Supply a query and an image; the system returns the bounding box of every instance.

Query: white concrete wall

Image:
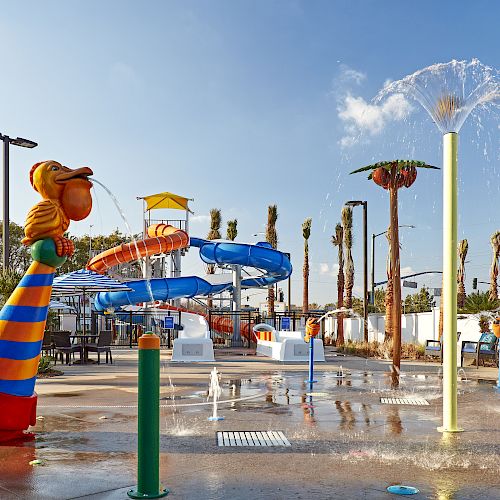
[324,308,483,345]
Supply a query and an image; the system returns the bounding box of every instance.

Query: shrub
[38,356,54,374]
[337,340,425,360]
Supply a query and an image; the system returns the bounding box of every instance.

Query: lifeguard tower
[137,191,193,306]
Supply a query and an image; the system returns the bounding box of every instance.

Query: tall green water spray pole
[128,333,169,498]
[440,133,462,433]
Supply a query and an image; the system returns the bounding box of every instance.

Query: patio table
[70,334,99,364]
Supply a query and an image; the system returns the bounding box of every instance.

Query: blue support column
[305,336,317,386]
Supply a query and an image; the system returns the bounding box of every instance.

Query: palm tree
[206,208,222,309]
[341,206,354,309]
[457,239,468,308]
[266,205,278,315]
[351,160,438,381]
[331,223,344,345]
[226,219,238,241]
[460,291,500,314]
[489,231,500,300]
[302,218,312,314]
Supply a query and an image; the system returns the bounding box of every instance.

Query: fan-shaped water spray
[376,59,499,134]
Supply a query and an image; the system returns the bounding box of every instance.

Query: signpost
[164,316,174,329]
[281,317,291,331]
[403,280,418,289]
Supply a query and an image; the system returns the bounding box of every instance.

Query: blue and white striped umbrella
[49,299,77,313]
[52,269,132,295]
[51,270,132,335]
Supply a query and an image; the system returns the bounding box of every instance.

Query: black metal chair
[53,331,82,365]
[85,330,113,364]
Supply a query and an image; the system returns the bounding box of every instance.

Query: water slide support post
[232,265,241,345]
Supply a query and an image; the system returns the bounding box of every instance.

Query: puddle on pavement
[27,367,500,475]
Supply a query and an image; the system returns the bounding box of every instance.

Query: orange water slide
[87,224,189,274]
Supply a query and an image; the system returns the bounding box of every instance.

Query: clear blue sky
[2,1,499,306]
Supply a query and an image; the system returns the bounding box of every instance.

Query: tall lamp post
[371,225,415,303]
[345,200,368,342]
[1,134,38,269]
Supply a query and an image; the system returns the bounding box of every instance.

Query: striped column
[0,260,55,439]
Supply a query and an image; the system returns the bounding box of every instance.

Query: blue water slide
[94,238,292,311]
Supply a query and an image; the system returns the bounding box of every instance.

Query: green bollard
[128,333,169,498]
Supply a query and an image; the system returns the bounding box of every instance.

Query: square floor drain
[217,431,291,447]
[380,397,429,406]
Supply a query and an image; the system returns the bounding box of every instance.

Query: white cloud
[401,266,414,276]
[338,93,413,139]
[319,263,330,274]
[338,65,366,85]
[319,262,340,278]
[190,214,210,224]
[333,66,414,148]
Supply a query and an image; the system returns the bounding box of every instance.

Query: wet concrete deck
[1,348,499,499]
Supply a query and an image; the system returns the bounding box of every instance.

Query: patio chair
[461,333,499,368]
[85,330,113,364]
[41,330,54,358]
[424,332,461,363]
[424,340,442,362]
[52,331,82,365]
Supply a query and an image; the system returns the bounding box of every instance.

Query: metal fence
[207,310,327,348]
[95,309,327,349]
[100,310,183,348]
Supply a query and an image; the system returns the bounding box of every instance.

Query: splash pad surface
[1,349,498,499]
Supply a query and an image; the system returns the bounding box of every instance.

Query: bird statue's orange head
[30,160,93,221]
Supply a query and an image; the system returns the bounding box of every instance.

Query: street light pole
[1,134,38,269]
[345,201,368,342]
[3,138,9,270]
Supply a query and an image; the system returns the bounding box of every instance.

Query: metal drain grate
[217,431,291,447]
[380,397,429,406]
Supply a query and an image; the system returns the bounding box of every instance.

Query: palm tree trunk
[457,239,468,308]
[302,241,309,314]
[342,207,354,309]
[267,286,275,317]
[344,259,354,308]
[489,232,500,301]
[457,282,466,308]
[389,182,402,382]
[337,269,344,346]
[385,250,393,341]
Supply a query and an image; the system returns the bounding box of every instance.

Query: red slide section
[158,304,256,344]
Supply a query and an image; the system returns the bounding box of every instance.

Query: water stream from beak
[90,178,155,304]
